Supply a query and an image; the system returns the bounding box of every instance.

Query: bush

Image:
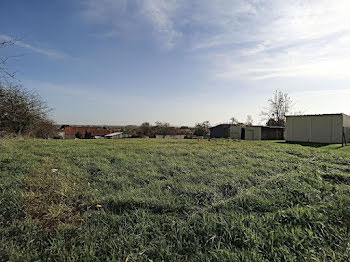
[0,83,56,138]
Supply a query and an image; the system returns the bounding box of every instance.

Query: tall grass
[0,139,349,261]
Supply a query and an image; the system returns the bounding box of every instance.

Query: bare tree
[0,37,56,138]
[262,90,292,127]
[230,117,238,125]
[245,115,253,126]
[0,83,55,137]
[0,37,18,81]
[28,118,57,139]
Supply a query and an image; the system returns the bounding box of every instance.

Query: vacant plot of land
[0,139,349,261]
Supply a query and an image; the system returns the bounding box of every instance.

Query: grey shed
[285,113,350,144]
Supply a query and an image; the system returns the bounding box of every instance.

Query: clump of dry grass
[23,158,95,231]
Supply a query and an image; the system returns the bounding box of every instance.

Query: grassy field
[0,139,349,261]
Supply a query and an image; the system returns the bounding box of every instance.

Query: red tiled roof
[64,126,114,136]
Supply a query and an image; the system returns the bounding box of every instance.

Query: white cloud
[198,0,350,80]
[81,0,350,79]
[141,0,182,49]
[82,0,182,49]
[0,34,68,59]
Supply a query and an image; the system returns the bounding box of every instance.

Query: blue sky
[1,0,350,126]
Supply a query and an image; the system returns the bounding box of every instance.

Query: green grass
[0,139,349,261]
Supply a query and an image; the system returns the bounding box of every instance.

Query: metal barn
[210,124,284,140]
[210,124,242,139]
[285,113,350,144]
[209,124,230,138]
[229,126,243,139]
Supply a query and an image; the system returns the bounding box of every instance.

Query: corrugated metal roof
[209,124,232,129]
[261,126,285,129]
[286,113,348,117]
[211,124,285,129]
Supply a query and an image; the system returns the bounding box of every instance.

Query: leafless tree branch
[0,37,19,81]
[261,90,293,126]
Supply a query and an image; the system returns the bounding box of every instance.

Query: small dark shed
[261,126,284,140]
[210,124,231,138]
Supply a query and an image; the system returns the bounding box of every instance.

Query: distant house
[63,126,114,139]
[105,132,131,139]
[210,124,284,140]
[285,113,350,144]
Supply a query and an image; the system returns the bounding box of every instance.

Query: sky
[1,0,350,126]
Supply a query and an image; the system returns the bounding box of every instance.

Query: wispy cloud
[81,0,350,79]
[0,34,68,59]
[81,0,182,49]
[190,0,350,80]
[141,0,181,49]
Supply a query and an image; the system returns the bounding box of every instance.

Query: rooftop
[105,132,124,137]
[286,113,349,117]
[64,126,114,136]
[210,124,285,129]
